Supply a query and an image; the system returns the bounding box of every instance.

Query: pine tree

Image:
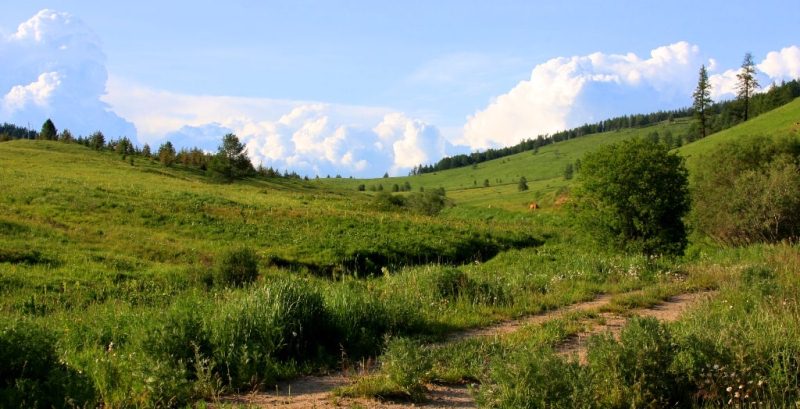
[158,141,176,166]
[39,119,57,140]
[736,53,760,121]
[693,65,713,139]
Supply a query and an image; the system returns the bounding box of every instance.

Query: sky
[1,1,799,177]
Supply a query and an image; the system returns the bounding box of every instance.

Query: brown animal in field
[529,202,539,210]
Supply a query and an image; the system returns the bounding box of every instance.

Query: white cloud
[107,79,448,176]
[758,46,800,82]
[373,113,449,173]
[2,72,61,111]
[463,42,704,149]
[0,9,136,139]
[708,69,740,100]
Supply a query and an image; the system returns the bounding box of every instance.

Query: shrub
[585,317,689,407]
[0,319,96,408]
[371,191,407,212]
[406,188,448,216]
[575,138,690,255]
[478,347,586,409]
[691,135,800,245]
[214,247,259,287]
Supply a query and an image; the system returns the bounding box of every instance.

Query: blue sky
[1,1,799,176]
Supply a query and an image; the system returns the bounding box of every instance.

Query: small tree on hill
[59,129,73,143]
[158,141,176,166]
[88,131,105,150]
[736,52,760,121]
[575,138,690,255]
[39,119,57,141]
[518,176,529,191]
[141,143,151,158]
[693,65,713,139]
[208,133,254,181]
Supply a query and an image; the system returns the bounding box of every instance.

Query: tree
[207,133,254,181]
[736,52,760,121]
[39,119,57,141]
[483,179,490,187]
[88,131,105,150]
[575,138,690,255]
[59,129,73,143]
[141,143,152,158]
[518,176,529,191]
[116,137,133,158]
[158,141,176,166]
[693,65,713,139]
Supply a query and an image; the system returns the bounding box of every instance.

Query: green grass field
[1,98,799,408]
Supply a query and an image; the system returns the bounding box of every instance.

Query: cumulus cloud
[708,69,740,100]
[106,80,451,176]
[758,46,800,82]
[463,42,704,149]
[0,10,136,139]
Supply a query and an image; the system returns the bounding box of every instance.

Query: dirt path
[220,291,712,408]
[556,291,714,364]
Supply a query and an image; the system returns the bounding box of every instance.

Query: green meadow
[1,98,799,408]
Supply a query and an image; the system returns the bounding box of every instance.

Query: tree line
[0,120,308,182]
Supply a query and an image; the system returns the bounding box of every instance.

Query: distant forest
[411,79,800,175]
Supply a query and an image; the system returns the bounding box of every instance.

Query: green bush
[478,347,586,409]
[585,317,690,407]
[214,247,259,287]
[575,138,690,255]
[691,135,800,245]
[0,319,96,408]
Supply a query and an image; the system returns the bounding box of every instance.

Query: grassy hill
[678,97,800,171]
[316,118,692,212]
[1,98,799,407]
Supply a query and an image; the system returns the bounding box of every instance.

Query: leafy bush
[407,188,448,216]
[214,247,259,287]
[371,191,407,211]
[691,135,800,245]
[371,188,449,216]
[575,138,690,255]
[0,319,95,408]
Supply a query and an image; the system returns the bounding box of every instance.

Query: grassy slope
[678,97,800,172]
[315,118,692,212]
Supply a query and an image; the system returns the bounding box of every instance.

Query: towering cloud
[0,10,136,139]
[463,42,703,149]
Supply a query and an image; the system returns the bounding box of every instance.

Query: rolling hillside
[316,118,692,211]
[678,97,800,171]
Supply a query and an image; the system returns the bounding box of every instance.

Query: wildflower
[726,386,733,392]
